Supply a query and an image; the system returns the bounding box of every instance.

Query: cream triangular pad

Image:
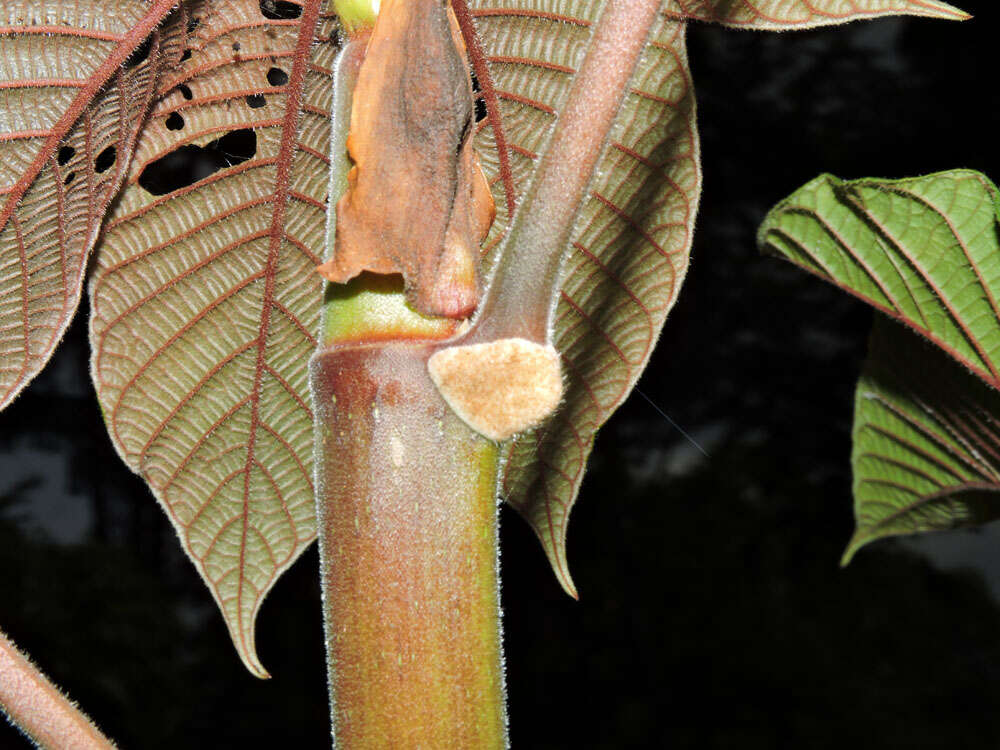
[428,338,563,441]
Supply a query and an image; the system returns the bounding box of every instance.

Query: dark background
[3,3,1000,748]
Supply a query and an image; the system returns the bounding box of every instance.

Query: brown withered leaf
[317,0,495,319]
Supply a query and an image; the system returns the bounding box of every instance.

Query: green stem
[311,330,506,747]
[332,0,378,37]
[312,24,506,746]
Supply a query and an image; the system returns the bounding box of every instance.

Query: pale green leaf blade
[90,0,338,677]
[759,169,1000,559]
[468,4,698,596]
[846,316,1000,562]
[0,0,179,409]
[759,170,1000,389]
[664,0,968,28]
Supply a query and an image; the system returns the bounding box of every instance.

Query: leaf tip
[940,5,972,21]
[237,645,272,681]
[840,531,870,567]
[557,570,580,601]
[917,0,970,20]
[223,602,272,679]
[544,536,578,600]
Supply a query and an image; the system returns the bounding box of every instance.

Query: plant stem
[312,16,506,744]
[466,0,664,345]
[311,334,506,747]
[0,629,116,750]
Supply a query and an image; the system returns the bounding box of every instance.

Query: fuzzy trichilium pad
[427,338,564,441]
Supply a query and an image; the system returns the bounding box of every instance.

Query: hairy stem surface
[0,630,115,750]
[311,335,505,748]
[468,0,663,344]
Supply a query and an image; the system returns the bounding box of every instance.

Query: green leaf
[89,0,338,677]
[759,169,1000,560]
[845,317,1000,563]
[759,170,1000,388]
[664,0,969,27]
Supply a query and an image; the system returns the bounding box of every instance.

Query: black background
[2,3,1000,748]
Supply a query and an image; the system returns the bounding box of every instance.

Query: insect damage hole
[137,129,257,196]
[266,67,288,86]
[246,94,266,109]
[94,146,116,173]
[470,70,487,123]
[124,36,153,69]
[178,84,193,100]
[165,112,185,131]
[260,0,303,19]
[57,146,75,165]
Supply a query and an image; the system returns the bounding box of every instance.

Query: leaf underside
[760,170,1000,560]
[470,0,966,597]
[663,0,968,27]
[89,0,337,677]
[846,317,1000,563]
[759,171,1000,389]
[0,0,179,410]
[466,3,697,598]
[1,0,972,675]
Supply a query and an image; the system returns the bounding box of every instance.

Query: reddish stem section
[467,0,663,344]
[0,630,115,749]
[311,342,506,748]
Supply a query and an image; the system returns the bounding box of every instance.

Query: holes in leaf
[138,129,257,196]
[57,146,75,166]
[260,0,302,19]
[180,49,191,62]
[187,16,200,34]
[64,172,76,186]
[470,70,487,123]
[232,42,241,52]
[165,112,185,131]
[94,146,116,173]
[246,94,267,109]
[125,36,153,69]
[178,84,193,100]
[266,67,288,87]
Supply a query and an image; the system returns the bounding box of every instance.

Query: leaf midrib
[231,0,323,678]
